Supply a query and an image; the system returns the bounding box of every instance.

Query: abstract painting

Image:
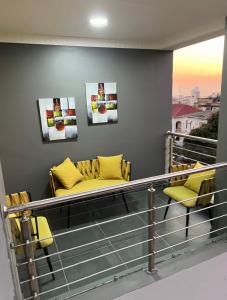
[86,82,118,125]
[38,97,78,142]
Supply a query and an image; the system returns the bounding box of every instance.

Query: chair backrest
[197,178,215,206]
[6,192,32,217]
[170,164,215,206]
[50,158,131,195]
[169,163,195,187]
[6,192,32,255]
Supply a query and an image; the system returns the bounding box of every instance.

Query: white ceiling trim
[0,32,162,50]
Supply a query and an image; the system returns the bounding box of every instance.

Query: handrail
[167,130,218,145]
[4,162,227,214]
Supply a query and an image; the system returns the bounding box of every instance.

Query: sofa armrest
[49,170,63,196]
[122,160,131,181]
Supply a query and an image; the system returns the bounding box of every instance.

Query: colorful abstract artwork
[86,82,118,125]
[38,97,78,141]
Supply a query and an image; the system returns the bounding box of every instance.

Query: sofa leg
[112,192,116,201]
[121,192,129,213]
[186,207,190,238]
[164,197,171,219]
[67,205,71,228]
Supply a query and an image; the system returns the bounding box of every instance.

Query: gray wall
[0,43,172,200]
[0,162,17,300]
[214,17,227,230]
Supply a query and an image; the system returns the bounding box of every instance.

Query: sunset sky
[173,36,225,97]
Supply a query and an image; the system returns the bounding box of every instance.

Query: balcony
[2,132,227,300]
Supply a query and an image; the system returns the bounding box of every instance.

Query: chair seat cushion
[14,216,53,253]
[163,186,198,208]
[32,216,53,248]
[55,179,127,197]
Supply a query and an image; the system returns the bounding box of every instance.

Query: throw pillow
[52,157,84,189]
[98,155,123,180]
[184,162,215,193]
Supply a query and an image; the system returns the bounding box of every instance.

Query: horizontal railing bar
[5,162,227,214]
[155,188,227,210]
[18,222,150,266]
[21,209,227,284]
[12,208,151,248]
[173,153,209,165]
[24,223,227,300]
[183,141,217,151]
[157,211,227,240]
[155,224,227,255]
[167,174,216,186]
[17,192,227,266]
[12,186,227,249]
[155,204,214,226]
[20,234,155,284]
[24,252,156,299]
[173,160,180,164]
[173,145,216,159]
[167,131,218,145]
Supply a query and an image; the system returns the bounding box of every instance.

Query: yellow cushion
[52,157,84,189]
[31,216,53,248]
[164,186,198,208]
[98,155,123,180]
[14,216,53,248]
[55,179,127,197]
[184,162,215,193]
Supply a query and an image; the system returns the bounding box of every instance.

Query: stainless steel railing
[165,131,217,171]
[3,161,227,299]
[4,162,224,214]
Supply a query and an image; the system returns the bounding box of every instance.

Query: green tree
[190,112,219,140]
[180,112,219,164]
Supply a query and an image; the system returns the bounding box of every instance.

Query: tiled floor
[18,186,212,299]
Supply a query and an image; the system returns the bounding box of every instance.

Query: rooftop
[172,104,200,117]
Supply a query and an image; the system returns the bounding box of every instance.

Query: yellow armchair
[6,192,55,280]
[163,163,215,237]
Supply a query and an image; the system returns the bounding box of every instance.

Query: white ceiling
[0,0,226,49]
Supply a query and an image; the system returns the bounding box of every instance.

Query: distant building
[196,97,220,112]
[191,86,200,98]
[172,103,211,136]
[172,96,197,106]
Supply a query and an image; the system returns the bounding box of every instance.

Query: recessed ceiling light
[89,17,108,28]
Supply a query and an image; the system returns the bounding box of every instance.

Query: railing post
[165,132,173,173]
[20,214,40,300]
[147,183,156,273]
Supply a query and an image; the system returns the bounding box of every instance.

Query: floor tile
[54,225,106,260]
[61,245,124,290]
[100,215,146,244]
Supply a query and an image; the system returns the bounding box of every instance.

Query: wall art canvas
[86,82,118,125]
[38,97,78,142]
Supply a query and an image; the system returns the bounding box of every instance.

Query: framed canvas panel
[38,97,78,142]
[86,82,118,125]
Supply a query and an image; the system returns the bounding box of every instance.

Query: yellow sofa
[49,158,131,226]
[50,158,131,196]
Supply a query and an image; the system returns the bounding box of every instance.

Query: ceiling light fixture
[89,17,108,28]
